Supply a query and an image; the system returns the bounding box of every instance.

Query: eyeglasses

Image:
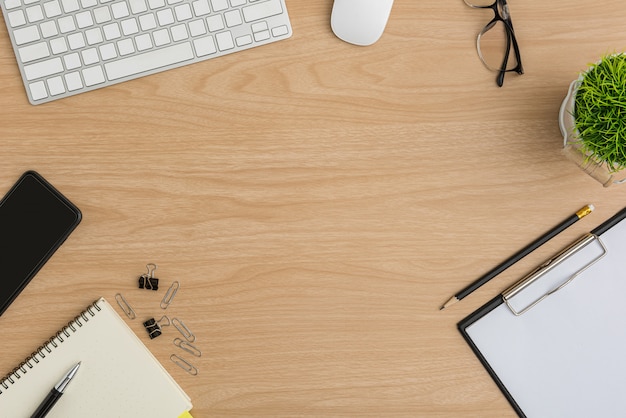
[464,0,524,87]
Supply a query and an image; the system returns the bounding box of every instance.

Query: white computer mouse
[331,0,395,46]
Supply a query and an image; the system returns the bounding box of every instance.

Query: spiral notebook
[0,297,193,417]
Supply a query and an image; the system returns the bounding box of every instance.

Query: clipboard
[458,206,626,418]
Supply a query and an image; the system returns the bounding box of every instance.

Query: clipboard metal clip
[502,233,607,316]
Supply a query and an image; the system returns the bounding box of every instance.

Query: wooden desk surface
[2,1,626,416]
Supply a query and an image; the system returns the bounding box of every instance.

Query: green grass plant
[574,53,626,172]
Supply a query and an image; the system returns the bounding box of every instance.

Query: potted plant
[559,53,626,186]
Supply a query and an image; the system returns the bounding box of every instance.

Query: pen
[440,204,594,310]
[30,362,81,418]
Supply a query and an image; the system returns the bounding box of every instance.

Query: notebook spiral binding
[0,299,102,394]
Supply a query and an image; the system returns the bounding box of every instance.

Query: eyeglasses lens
[477,20,519,72]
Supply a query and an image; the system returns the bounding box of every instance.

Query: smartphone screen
[0,171,81,316]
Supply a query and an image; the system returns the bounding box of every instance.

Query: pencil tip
[440,296,459,311]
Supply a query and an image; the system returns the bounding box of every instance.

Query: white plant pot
[559,79,626,187]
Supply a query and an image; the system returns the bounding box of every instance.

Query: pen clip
[503,233,607,316]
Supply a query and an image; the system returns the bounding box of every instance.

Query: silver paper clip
[170,354,198,376]
[115,293,136,319]
[172,318,195,342]
[174,338,202,357]
[160,281,180,309]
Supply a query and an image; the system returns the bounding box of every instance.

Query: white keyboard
[0,0,291,104]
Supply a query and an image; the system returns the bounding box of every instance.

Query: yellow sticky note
[178,411,194,418]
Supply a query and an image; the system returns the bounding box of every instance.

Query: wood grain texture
[2,1,626,416]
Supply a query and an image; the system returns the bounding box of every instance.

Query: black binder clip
[138,263,159,290]
[143,315,170,339]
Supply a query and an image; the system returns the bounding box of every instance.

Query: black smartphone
[0,171,82,316]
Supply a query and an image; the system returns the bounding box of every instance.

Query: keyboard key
[210,0,227,11]
[49,37,68,53]
[85,27,104,44]
[152,28,170,46]
[147,0,164,9]
[271,24,288,37]
[103,22,121,40]
[242,0,282,22]
[26,5,44,23]
[18,41,51,63]
[7,10,27,27]
[80,0,97,7]
[61,0,79,12]
[139,13,157,30]
[191,0,210,16]
[206,14,224,32]
[43,0,62,17]
[68,32,86,49]
[121,18,139,35]
[230,0,245,6]
[224,10,242,27]
[24,57,63,80]
[111,1,130,18]
[99,42,117,59]
[4,0,22,10]
[104,42,194,80]
[57,15,76,33]
[128,0,147,14]
[47,75,66,95]
[117,38,135,55]
[251,21,268,32]
[236,34,252,47]
[93,6,112,23]
[188,19,206,36]
[64,71,84,91]
[13,25,40,45]
[82,47,99,64]
[75,10,94,28]
[192,35,216,56]
[40,21,59,37]
[63,52,81,69]
[171,24,188,41]
[253,30,270,42]
[29,80,48,100]
[215,31,234,50]
[174,3,192,21]
[134,33,152,50]
[157,9,174,25]
[82,65,106,86]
